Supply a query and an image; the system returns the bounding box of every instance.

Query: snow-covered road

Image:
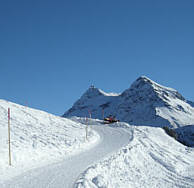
[2,125,132,188]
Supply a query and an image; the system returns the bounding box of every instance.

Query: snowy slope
[63,76,194,128]
[1,110,194,188]
[1,124,132,188]
[0,99,99,183]
[75,122,194,188]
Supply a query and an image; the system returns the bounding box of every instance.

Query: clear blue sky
[0,0,193,115]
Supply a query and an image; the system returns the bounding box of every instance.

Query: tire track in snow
[2,125,132,188]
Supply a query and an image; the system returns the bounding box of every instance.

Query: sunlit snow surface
[0,100,99,182]
[1,101,194,188]
[75,122,194,188]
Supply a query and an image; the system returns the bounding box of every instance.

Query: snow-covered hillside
[75,122,194,188]
[63,76,194,128]
[0,99,99,182]
[1,106,194,188]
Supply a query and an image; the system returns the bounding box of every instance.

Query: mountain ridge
[63,76,194,129]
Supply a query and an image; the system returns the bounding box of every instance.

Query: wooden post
[8,108,11,166]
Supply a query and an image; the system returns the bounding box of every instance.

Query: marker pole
[8,108,11,166]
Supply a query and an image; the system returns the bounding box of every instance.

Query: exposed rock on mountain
[63,76,194,128]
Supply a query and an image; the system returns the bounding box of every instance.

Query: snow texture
[0,99,99,183]
[1,103,194,188]
[1,119,131,188]
[75,122,194,188]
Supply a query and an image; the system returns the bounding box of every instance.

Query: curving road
[2,125,132,188]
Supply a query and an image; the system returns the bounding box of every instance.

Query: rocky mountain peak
[63,76,194,128]
[120,76,161,104]
[121,76,185,103]
[82,85,103,99]
[132,76,154,87]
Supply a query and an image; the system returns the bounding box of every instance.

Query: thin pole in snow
[102,109,104,120]
[8,108,11,166]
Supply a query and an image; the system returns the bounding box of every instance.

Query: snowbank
[0,100,99,183]
[75,123,194,188]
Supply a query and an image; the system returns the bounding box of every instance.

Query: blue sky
[0,0,193,115]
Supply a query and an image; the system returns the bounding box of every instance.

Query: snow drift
[75,122,194,188]
[0,99,99,183]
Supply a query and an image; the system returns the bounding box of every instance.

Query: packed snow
[75,122,194,188]
[0,99,99,184]
[0,117,132,188]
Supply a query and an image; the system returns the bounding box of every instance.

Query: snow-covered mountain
[63,76,194,128]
